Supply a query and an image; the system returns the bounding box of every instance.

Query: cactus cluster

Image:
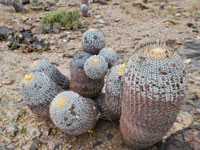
[21,28,188,149]
[120,41,188,149]
[70,28,118,99]
[22,29,120,136]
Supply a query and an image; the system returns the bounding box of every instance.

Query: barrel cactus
[29,59,70,90]
[84,55,108,80]
[70,52,104,98]
[120,41,188,149]
[98,64,125,120]
[159,125,200,150]
[21,72,63,118]
[81,0,88,6]
[81,4,88,17]
[98,47,118,68]
[50,91,98,136]
[81,28,105,55]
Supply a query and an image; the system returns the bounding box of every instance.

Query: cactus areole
[120,41,188,150]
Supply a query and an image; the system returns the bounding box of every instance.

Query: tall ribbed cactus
[98,64,125,120]
[120,41,188,149]
[70,52,104,98]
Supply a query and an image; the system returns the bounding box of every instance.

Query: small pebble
[192,29,199,33]
[29,138,42,150]
[93,141,103,148]
[176,13,181,17]
[107,133,114,140]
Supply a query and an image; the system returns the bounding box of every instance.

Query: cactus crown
[125,41,188,102]
[84,55,108,80]
[90,58,100,66]
[24,74,35,82]
[134,41,174,60]
[55,96,68,108]
[115,63,126,76]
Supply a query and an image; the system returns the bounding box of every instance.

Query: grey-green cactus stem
[98,47,118,68]
[29,59,70,90]
[84,55,108,80]
[81,28,105,54]
[21,72,63,118]
[98,64,125,120]
[50,91,98,136]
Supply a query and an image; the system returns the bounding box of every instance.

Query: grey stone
[107,133,114,140]
[196,108,200,114]
[188,59,200,73]
[120,5,125,10]
[98,0,107,5]
[176,13,181,17]
[181,105,193,111]
[194,99,200,108]
[22,0,29,5]
[178,40,200,58]
[30,6,44,11]
[13,2,27,12]
[63,50,77,58]
[1,144,8,150]
[68,2,79,7]
[0,26,14,41]
[29,138,42,150]
[192,29,199,33]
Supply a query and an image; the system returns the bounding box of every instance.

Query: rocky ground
[0,0,200,149]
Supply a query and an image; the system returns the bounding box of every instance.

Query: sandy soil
[0,0,200,149]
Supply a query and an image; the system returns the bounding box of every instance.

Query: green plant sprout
[41,9,88,30]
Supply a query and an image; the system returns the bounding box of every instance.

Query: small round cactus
[21,72,63,118]
[50,91,98,136]
[81,28,105,55]
[29,59,70,90]
[81,0,88,6]
[70,52,104,98]
[159,125,200,150]
[98,64,125,120]
[98,47,118,68]
[120,41,188,149]
[81,4,88,17]
[84,55,108,80]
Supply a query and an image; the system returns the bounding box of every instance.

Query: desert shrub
[41,9,88,30]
